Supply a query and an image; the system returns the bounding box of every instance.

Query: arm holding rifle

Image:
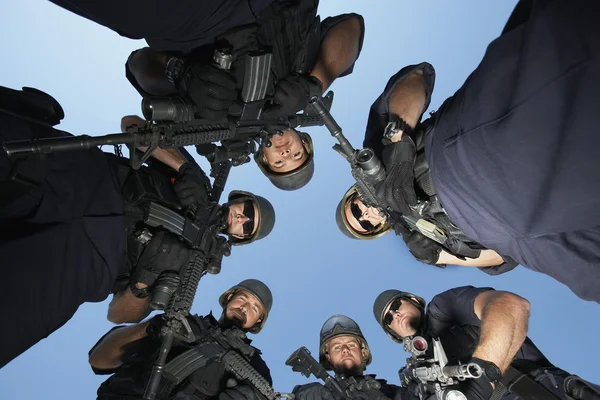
[374,68,507,268]
[263,14,364,117]
[88,318,153,371]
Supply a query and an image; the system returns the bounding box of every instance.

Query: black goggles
[384,298,403,326]
[241,200,256,237]
[350,202,377,232]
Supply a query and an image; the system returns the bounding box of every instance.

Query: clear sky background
[1,1,598,399]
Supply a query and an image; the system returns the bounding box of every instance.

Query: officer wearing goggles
[338,0,600,303]
[373,287,586,400]
[293,315,411,400]
[108,116,276,324]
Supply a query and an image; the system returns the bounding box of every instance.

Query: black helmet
[254,130,314,191]
[227,190,275,246]
[318,315,372,371]
[336,186,392,240]
[373,290,426,342]
[218,279,273,334]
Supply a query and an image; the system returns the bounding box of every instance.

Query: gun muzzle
[150,272,180,310]
[356,148,386,184]
[442,363,483,380]
[142,97,195,122]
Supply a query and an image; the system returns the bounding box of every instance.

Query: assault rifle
[141,160,232,400]
[399,336,482,400]
[3,51,333,170]
[286,346,382,400]
[140,161,291,400]
[155,318,293,400]
[308,95,478,257]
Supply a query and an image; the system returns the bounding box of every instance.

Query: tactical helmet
[227,190,275,246]
[254,130,314,191]
[336,186,392,240]
[373,290,426,342]
[318,315,372,371]
[218,279,273,334]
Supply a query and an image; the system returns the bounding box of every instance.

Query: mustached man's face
[225,290,264,330]
[325,335,365,376]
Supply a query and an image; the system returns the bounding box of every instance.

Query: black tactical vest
[107,156,184,293]
[212,0,320,96]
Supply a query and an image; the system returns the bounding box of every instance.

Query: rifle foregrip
[223,351,276,400]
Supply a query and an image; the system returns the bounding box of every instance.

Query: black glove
[294,383,336,400]
[145,314,166,341]
[262,73,322,118]
[174,162,211,207]
[374,136,418,216]
[176,62,237,120]
[133,231,189,286]
[393,222,443,266]
[462,372,494,400]
[220,385,264,400]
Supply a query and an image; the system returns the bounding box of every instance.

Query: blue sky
[1,1,598,398]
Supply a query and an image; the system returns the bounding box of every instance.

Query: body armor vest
[212,0,320,96]
[108,156,184,293]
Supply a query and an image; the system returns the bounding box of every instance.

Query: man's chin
[223,314,246,329]
[333,361,363,378]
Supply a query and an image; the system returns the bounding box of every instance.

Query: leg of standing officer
[48,0,276,52]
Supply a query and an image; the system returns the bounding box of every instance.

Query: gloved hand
[462,372,494,400]
[133,231,189,286]
[262,73,322,118]
[174,162,211,207]
[176,62,237,120]
[294,383,336,400]
[393,223,443,266]
[374,136,418,216]
[220,384,265,400]
[145,314,166,341]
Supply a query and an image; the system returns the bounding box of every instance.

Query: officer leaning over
[108,115,276,324]
[51,0,365,191]
[89,279,273,400]
[293,315,412,400]
[373,287,589,400]
[335,63,515,275]
[339,0,600,302]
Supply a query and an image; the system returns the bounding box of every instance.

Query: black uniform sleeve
[320,13,365,77]
[363,63,436,158]
[88,326,128,375]
[293,382,335,400]
[477,255,519,275]
[426,286,494,336]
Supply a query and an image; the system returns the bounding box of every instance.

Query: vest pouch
[122,165,182,211]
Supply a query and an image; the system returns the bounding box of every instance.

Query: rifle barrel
[3,133,134,156]
[308,96,354,157]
